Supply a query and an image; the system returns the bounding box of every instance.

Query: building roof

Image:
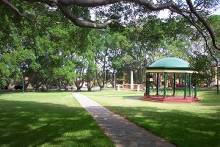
[146,57,195,73]
[149,57,189,68]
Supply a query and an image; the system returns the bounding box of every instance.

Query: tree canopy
[0,0,220,91]
[1,0,220,52]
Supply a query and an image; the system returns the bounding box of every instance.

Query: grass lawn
[82,89,220,147]
[0,92,114,147]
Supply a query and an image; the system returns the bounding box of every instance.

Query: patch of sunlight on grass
[186,128,216,136]
[65,130,92,138]
[0,92,114,147]
[82,89,220,147]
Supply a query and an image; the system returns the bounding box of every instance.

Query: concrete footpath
[73,93,175,147]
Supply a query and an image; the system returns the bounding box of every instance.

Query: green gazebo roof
[146,57,194,73]
[149,57,189,68]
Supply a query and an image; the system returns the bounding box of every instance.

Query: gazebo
[144,57,199,103]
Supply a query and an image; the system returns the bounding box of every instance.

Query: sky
[154,0,220,16]
[90,4,220,20]
[213,7,220,15]
[157,6,220,19]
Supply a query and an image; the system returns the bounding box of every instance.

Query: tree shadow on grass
[103,105,220,147]
[0,100,114,147]
[120,92,220,147]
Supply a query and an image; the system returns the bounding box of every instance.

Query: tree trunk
[113,71,116,89]
[75,80,84,91]
[87,81,93,92]
[217,64,219,94]
[76,86,81,91]
[65,83,69,91]
[97,80,104,91]
[103,49,107,88]
[96,71,104,91]
[88,86,92,91]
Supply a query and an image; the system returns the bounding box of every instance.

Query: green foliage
[209,15,220,46]
[190,55,215,85]
[0,1,217,90]
[0,2,90,90]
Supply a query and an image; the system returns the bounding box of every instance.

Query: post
[117,85,120,91]
[216,66,219,94]
[163,73,167,97]
[173,73,176,96]
[184,73,187,98]
[188,74,191,97]
[137,85,140,91]
[130,70,134,90]
[22,77,25,93]
[123,72,126,85]
[145,73,150,95]
[22,72,25,93]
[194,84,197,98]
[113,72,116,89]
[156,73,159,95]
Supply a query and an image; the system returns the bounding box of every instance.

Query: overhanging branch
[186,0,220,50]
[1,0,24,16]
[59,0,120,7]
[58,4,116,28]
[1,0,219,51]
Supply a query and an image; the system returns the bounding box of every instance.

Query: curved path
[73,93,175,147]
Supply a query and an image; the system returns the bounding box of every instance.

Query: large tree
[1,0,220,53]
[0,2,91,90]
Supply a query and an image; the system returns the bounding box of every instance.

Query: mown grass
[83,89,220,147]
[0,92,114,147]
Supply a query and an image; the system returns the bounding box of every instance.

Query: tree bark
[74,80,84,91]
[87,81,93,91]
